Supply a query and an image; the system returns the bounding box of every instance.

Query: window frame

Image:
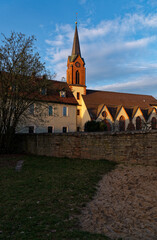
[77,109,80,116]
[77,92,80,100]
[28,126,34,134]
[62,126,68,133]
[48,106,53,116]
[29,104,34,115]
[119,115,125,131]
[63,106,68,117]
[60,91,66,98]
[48,126,54,133]
[151,117,156,129]
[76,70,80,84]
[41,88,47,95]
[136,116,142,130]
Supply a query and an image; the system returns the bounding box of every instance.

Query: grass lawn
[0,155,116,240]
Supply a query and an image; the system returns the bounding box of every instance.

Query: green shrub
[84,120,100,132]
[84,121,108,132]
[99,121,108,131]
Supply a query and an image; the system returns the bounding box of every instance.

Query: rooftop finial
[75,13,78,24]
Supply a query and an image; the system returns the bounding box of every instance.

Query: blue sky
[1,0,157,96]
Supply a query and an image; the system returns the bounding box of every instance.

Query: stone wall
[16,131,157,165]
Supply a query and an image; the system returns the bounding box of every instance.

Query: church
[18,22,157,134]
[66,22,157,132]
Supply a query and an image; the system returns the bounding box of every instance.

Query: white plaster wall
[148,109,157,122]
[97,105,114,125]
[70,85,88,131]
[147,109,157,130]
[132,108,145,129]
[71,85,86,105]
[16,102,77,133]
[115,107,130,130]
[81,97,91,131]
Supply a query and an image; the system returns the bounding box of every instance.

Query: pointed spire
[71,22,81,57]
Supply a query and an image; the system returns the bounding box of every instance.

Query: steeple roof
[71,23,81,56]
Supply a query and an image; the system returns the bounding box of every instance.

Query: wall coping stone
[16,129,157,137]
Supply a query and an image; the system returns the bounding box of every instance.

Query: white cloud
[45,35,64,47]
[39,24,44,29]
[79,0,87,5]
[124,36,156,48]
[45,13,157,96]
[92,75,157,95]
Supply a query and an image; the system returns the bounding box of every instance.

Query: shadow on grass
[0,155,117,240]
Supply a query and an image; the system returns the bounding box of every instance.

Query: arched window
[151,117,156,129]
[119,115,125,131]
[76,70,80,84]
[136,116,141,130]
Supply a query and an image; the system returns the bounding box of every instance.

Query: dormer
[40,87,47,95]
[60,90,66,98]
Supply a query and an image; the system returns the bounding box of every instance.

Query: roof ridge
[86,89,153,97]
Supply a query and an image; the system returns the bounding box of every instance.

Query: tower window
[77,92,80,100]
[77,109,80,115]
[76,70,80,84]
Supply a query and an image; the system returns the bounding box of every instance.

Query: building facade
[17,80,78,134]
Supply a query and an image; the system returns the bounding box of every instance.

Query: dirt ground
[79,164,157,240]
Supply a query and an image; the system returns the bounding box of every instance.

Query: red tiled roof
[83,89,157,119]
[37,80,78,105]
[0,72,78,105]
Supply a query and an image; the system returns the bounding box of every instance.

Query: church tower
[67,22,86,100]
[67,21,87,131]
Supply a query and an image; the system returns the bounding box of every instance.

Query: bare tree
[0,32,49,153]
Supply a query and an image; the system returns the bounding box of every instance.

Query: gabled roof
[125,108,134,120]
[141,109,149,121]
[82,89,157,120]
[125,106,139,120]
[68,55,85,64]
[0,71,78,105]
[97,104,105,117]
[107,106,118,120]
[141,107,156,121]
[107,105,123,120]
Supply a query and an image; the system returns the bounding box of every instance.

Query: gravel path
[79,164,157,240]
